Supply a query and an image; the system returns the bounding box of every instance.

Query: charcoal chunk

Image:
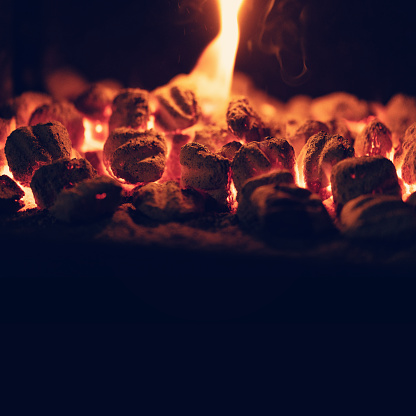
[239,182,335,242]
[11,91,53,127]
[180,142,230,208]
[289,119,329,156]
[401,141,416,185]
[30,158,96,209]
[29,101,85,149]
[103,128,167,184]
[354,118,392,158]
[154,84,200,131]
[132,181,207,222]
[219,141,243,162]
[50,176,122,222]
[109,88,150,132]
[297,132,354,195]
[310,92,369,122]
[5,121,72,186]
[226,97,266,142]
[74,83,119,121]
[193,125,233,153]
[237,170,295,227]
[231,137,295,198]
[340,194,416,240]
[384,94,416,141]
[330,156,401,214]
[0,175,25,214]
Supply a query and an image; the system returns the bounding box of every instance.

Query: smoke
[248,0,309,86]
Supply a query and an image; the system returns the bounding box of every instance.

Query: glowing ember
[0,164,36,210]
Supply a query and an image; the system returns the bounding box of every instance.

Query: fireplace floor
[2,204,416,323]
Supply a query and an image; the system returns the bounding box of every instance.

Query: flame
[294,162,305,188]
[81,118,107,153]
[185,0,245,114]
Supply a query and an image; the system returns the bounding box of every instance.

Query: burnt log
[330,156,401,215]
[4,121,72,186]
[30,158,96,209]
[103,128,167,184]
[153,84,201,131]
[109,88,149,132]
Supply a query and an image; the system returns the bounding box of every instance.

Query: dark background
[2,0,416,104]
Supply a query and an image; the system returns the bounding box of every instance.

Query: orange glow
[82,118,107,153]
[344,115,375,137]
[184,0,245,114]
[294,162,305,188]
[0,164,37,210]
[227,179,238,212]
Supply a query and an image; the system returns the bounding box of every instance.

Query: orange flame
[182,0,245,115]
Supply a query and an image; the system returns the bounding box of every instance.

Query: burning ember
[2,0,416,248]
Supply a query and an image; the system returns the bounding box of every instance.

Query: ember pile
[2,78,416,250]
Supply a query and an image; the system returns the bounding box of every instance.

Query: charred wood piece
[354,118,392,158]
[5,121,72,186]
[132,180,207,222]
[103,128,167,184]
[339,194,416,240]
[226,97,266,142]
[0,175,25,214]
[109,88,149,132]
[154,85,201,131]
[180,142,230,209]
[29,101,85,149]
[30,158,96,209]
[50,176,122,223]
[330,156,401,215]
[231,137,295,198]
